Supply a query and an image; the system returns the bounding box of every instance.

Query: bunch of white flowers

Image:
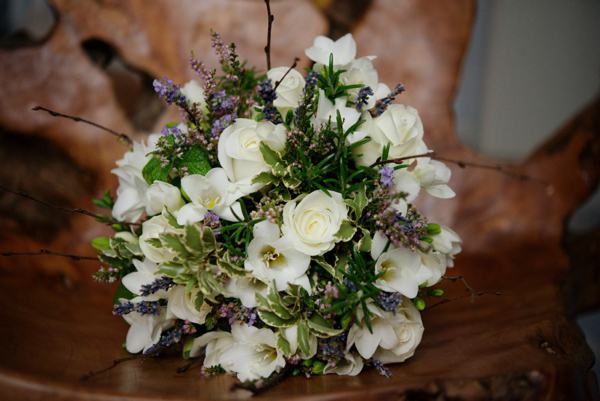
[94,31,461,387]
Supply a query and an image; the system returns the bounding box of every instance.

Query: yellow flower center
[261,246,285,267]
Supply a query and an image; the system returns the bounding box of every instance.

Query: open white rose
[305,33,357,68]
[372,299,424,365]
[176,168,243,224]
[111,134,161,222]
[145,181,185,216]
[139,214,183,264]
[373,248,432,298]
[267,67,305,113]
[347,298,423,364]
[245,221,311,293]
[180,79,209,115]
[217,323,286,381]
[281,190,348,256]
[218,119,283,198]
[353,105,425,167]
[121,299,173,354]
[166,286,211,325]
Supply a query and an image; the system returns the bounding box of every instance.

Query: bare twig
[81,353,157,381]
[370,152,549,186]
[424,275,501,311]
[264,0,274,71]
[0,184,141,227]
[272,58,300,92]
[1,250,98,261]
[32,106,133,146]
[177,357,204,373]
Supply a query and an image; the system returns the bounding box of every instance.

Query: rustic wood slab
[0,1,598,400]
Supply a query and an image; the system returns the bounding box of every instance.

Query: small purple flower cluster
[112,300,161,316]
[378,165,395,187]
[203,211,222,231]
[140,276,176,297]
[373,82,405,116]
[355,85,374,112]
[153,77,187,107]
[316,332,347,367]
[378,291,403,315]
[372,359,393,377]
[250,198,283,224]
[92,266,120,283]
[217,302,257,326]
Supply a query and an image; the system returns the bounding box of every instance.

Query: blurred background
[1,0,599,378]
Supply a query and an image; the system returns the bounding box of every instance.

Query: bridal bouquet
[92,31,461,385]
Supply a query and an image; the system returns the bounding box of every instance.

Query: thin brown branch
[370,152,550,186]
[231,364,293,395]
[424,275,501,311]
[32,106,133,146]
[0,184,141,227]
[81,345,168,381]
[273,58,300,92]
[177,356,204,373]
[264,0,274,71]
[1,250,98,261]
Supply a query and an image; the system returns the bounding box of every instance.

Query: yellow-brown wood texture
[0,1,599,400]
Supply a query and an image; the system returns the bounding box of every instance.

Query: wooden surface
[0,1,599,400]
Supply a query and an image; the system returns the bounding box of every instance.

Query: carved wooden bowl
[1,1,598,399]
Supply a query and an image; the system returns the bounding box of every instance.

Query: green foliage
[142,157,171,185]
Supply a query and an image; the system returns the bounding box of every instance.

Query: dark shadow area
[0,128,95,242]
[81,38,166,132]
[0,0,57,48]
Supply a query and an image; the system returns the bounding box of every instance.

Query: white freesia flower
[218,323,286,381]
[145,181,185,216]
[372,300,424,364]
[419,250,447,287]
[166,286,211,325]
[218,119,285,197]
[323,351,364,376]
[282,325,317,359]
[139,214,183,263]
[111,134,160,222]
[121,299,173,354]
[347,299,423,364]
[122,258,167,301]
[176,168,243,224]
[282,190,348,256]
[245,221,311,293]
[341,57,391,110]
[189,331,234,367]
[180,79,209,114]
[431,225,462,267]
[373,248,432,298]
[305,33,356,67]
[267,67,305,112]
[353,105,424,167]
[224,277,268,309]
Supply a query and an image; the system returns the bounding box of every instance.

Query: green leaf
[179,145,211,176]
[306,313,344,337]
[312,256,337,280]
[257,309,298,328]
[334,219,356,242]
[357,227,372,253]
[123,242,143,256]
[194,290,204,311]
[217,258,247,278]
[113,281,136,303]
[276,331,292,358]
[163,208,183,229]
[255,293,272,311]
[91,237,110,251]
[202,227,217,251]
[142,157,170,185]
[183,223,203,254]
[186,277,198,294]
[145,238,163,248]
[267,282,294,319]
[183,336,195,360]
[334,247,350,282]
[251,171,279,185]
[259,142,282,167]
[159,233,192,258]
[297,322,311,356]
[157,262,185,277]
[205,315,217,330]
[283,173,302,189]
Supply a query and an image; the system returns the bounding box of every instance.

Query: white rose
[281,190,348,256]
[166,286,211,325]
[111,134,161,222]
[347,298,423,364]
[267,67,305,112]
[218,119,285,198]
[305,33,357,68]
[353,105,424,167]
[176,168,243,224]
[145,181,185,216]
[372,299,424,365]
[217,323,286,381]
[139,214,183,263]
[180,79,209,114]
[245,221,311,293]
[256,121,287,152]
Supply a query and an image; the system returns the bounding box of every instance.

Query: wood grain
[0,0,598,400]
